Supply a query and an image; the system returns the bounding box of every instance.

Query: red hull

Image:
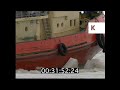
[16,41,101,70]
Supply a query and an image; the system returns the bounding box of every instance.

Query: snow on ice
[16,50,105,79]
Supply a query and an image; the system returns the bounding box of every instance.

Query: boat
[16,11,105,70]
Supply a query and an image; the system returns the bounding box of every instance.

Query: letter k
[91,25,95,30]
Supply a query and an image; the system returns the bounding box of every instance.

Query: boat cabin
[16,11,103,43]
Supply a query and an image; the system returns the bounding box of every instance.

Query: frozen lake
[16,50,105,79]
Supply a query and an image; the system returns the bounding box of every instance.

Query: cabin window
[74,19,76,26]
[25,27,28,31]
[70,20,72,26]
[61,23,63,27]
[57,23,59,28]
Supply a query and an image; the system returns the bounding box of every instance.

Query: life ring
[96,34,105,53]
[58,43,68,56]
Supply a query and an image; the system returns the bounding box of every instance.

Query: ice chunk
[63,58,78,68]
[84,51,105,69]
